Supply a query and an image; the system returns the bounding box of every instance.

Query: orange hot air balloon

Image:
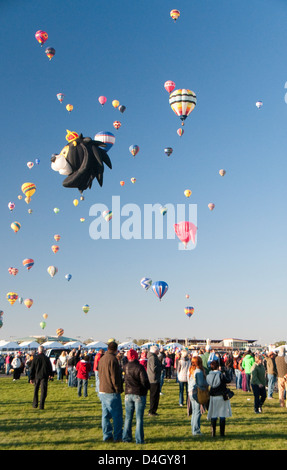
[22,258,34,270]
[56,328,64,337]
[24,298,33,309]
[170,9,180,21]
[208,203,215,211]
[43,313,48,320]
[120,181,125,186]
[51,245,59,253]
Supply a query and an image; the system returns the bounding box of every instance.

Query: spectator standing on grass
[30,346,53,410]
[177,350,190,407]
[233,351,242,390]
[67,347,81,387]
[187,356,208,436]
[158,347,165,395]
[250,355,266,414]
[275,346,287,408]
[241,350,255,392]
[164,352,172,379]
[147,345,162,416]
[206,360,232,437]
[122,349,150,444]
[93,349,105,395]
[76,354,92,397]
[5,354,12,375]
[98,341,123,442]
[266,351,277,399]
[139,350,148,370]
[11,353,22,381]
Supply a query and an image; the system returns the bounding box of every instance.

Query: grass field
[0,374,286,451]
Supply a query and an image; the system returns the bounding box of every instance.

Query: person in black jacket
[122,349,150,444]
[30,346,53,410]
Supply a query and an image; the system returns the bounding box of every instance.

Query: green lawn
[0,375,286,451]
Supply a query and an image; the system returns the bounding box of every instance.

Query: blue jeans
[95,371,100,395]
[267,374,276,398]
[235,369,242,389]
[190,396,202,435]
[68,367,77,387]
[77,378,88,397]
[123,394,146,444]
[99,393,123,442]
[179,381,188,405]
[160,370,165,392]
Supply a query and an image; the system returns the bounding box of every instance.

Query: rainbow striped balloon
[169,89,197,125]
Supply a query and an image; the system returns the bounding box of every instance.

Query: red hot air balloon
[164,81,176,94]
[174,221,197,248]
[35,30,48,46]
[98,96,107,106]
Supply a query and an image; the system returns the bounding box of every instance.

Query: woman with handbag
[206,360,232,437]
[187,356,208,436]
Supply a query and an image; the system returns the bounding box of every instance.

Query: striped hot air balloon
[54,234,61,241]
[22,258,34,270]
[21,182,36,198]
[169,89,197,125]
[45,47,55,60]
[152,281,169,301]
[94,131,116,152]
[11,222,21,233]
[35,30,48,46]
[170,9,180,21]
[185,307,194,318]
[47,266,58,277]
[56,328,64,337]
[140,278,152,291]
[6,292,18,305]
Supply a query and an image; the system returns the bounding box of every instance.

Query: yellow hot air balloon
[112,100,120,108]
[11,221,21,233]
[51,245,60,253]
[169,89,197,125]
[21,182,36,199]
[56,328,64,337]
[184,189,192,198]
[24,298,33,309]
[54,234,61,241]
[73,199,79,207]
[66,104,73,113]
[6,292,18,305]
[219,169,226,177]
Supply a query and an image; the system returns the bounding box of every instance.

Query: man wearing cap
[147,345,162,416]
[98,341,123,442]
[275,346,287,407]
[122,349,150,444]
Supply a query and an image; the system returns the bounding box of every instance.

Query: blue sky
[0,0,286,346]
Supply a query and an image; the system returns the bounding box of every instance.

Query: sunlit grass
[0,375,286,450]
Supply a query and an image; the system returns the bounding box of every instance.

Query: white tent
[164,342,184,350]
[140,342,159,349]
[64,341,85,349]
[84,341,108,349]
[118,341,139,350]
[41,341,67,349]
[0,341,20,350]
[18,341,40,349]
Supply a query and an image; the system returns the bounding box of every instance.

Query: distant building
[169,337,257,350]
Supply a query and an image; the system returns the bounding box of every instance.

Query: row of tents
[0,339,185,352]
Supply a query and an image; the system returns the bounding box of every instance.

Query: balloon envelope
[57,93,65,103]
[54,234,61,241]
[174,221,197,247]
[219,169,226,176]
[65,274,72,281]
[6,292,18,305]
[164,147,173,157]
[113,121,121,130]
[22,258,34,270]
[21,182,36,198]
[8,202,15,211]
[169,89,197,125]
[185,307,194,318]
[24,298,33,309]
[11,222,21,233]
[45,47,55,60]
[140,277,152,291]
[184,189,192,198]
[164,81,176,93]
[102,210,112,222]
[47,266,58,277]
[208,203,215,211]
[56,328,64,337]
[35,30,48,45]
[43,313,48,319]
[152,281,169,300]
[129,145,139,157]
[40,321,46,329]
[98,96,107,106]
[170,9,180,21]
[82,304,90,314]
[51,245,59,253]
[94,131,115,152]
[112,100,120,108]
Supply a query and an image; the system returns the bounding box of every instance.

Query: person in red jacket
[93,349,105,396]
[76,354,92,397]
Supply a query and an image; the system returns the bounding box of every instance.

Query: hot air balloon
[28,209,33,214]
[80,218,85,222]
[35,158,40,164]
[6,292,18,305]
[130,177,136,184]
[208,203,215,211]
[118,105,126,113]
[22,258,34,270]
[164,81,176,93]
[102,210,112,221]
[40,321,46,329]
[45,47,55,60]
[255,101,263,109]
[184,189,192,198]
[27,162,34,169]
[82,304,90,314]
[57,93,65,103]
[185,307,194,318]
[129,145,139,157]
[112,100,120,108]
[51,245,59,253]
[164,147,173,157]
[94,131,116,152]
[21,182,36,199]
[8,202,15,211]
[18,195,22,200]
[54,234,61,241]
[66,104,73,113]
[65,274,72,281]
[120,181,125,186]
[152,281,168,301]
[219,169,226,177]
[24,298,33,309]
[73,199,79,207]
[11,222,21,233]
[54,208,60,214]
[170,9,180,21]
[47,266,58,277]
[160,207,167,216]
[8,267,18,276]
[185,294,190,299]
[177,128,184,137]
[113,121,121,130]
[18,297,23,304]
[174,221,197,248]
[43,313,48,319]
[35,30,48,46]
[140,278,152,291]
[98,96,107,106]
[169,89,197,126]
[56,328,64,337]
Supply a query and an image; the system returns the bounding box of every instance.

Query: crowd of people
[1,343,287,443]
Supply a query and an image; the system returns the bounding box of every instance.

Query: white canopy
[18,341,40,349]
[0,341,20,350]
[84,341,108,349]
[164,342,184,350]
[64,341,85,348]
[41,341,67,349]
[140,342,159,349]
[118,341,139,350]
